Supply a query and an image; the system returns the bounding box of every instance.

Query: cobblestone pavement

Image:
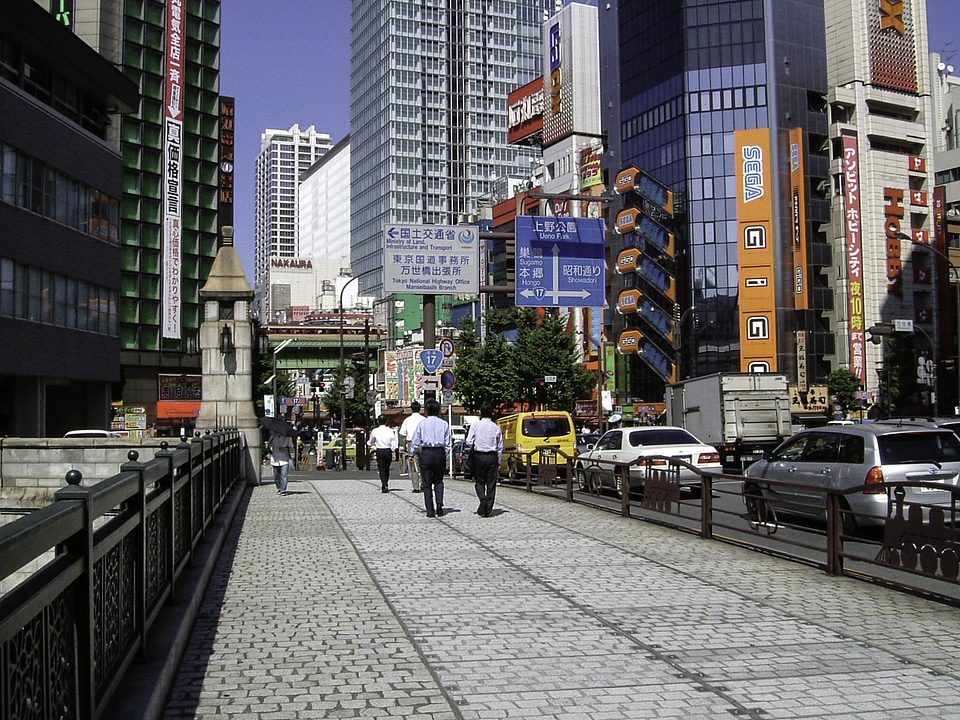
[162,469,960,719]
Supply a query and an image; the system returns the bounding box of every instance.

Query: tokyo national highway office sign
[383,224,480,294]
[515,216,606,308]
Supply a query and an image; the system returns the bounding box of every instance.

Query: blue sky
[220,0,960,283]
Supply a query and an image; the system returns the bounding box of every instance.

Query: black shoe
[437,509,444,517]
[426,512,436,518]
[413,488,421,493]
[382,488,389,493]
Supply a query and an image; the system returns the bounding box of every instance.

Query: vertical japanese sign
[789,128,809,311]
[219,97,235,230]
[161,0,185,339]
[842,133,866,385]
[735,128,778,372]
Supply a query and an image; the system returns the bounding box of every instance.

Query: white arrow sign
[518,245,596,303]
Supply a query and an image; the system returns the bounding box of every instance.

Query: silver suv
[743,424,960,531]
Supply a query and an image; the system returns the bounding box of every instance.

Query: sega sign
[741,145,765,202]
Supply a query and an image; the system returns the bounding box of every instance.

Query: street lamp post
[915,324,937,412]
[339,275,360,471]
[272,338,293,418]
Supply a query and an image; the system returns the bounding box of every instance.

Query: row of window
[1,143,120,243]
[0,35,111,139]
[0,257,118,336]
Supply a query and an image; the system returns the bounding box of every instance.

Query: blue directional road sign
[515,216,606,308]
[420,349,444,374]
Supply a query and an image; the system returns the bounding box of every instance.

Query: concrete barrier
[0,437,177,509]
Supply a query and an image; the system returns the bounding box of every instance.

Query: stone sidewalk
[159,469,960,719]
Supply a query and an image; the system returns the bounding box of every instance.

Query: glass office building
[349,0,548,337]
[601,0,832,403]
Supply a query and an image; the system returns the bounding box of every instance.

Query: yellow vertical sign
[735,128,778,372]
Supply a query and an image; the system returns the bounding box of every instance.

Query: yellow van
[497,411,577,481]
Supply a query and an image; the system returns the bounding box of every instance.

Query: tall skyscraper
[254,124,332,320]
[603,0,945,418]
[602,0,833,408]
[349,0,548,316]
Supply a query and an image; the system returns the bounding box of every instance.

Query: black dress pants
[375,448,393,489]
[472,452,499,516]
[419,447,446,516]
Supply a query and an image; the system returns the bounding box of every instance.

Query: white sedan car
[574,426,721,496]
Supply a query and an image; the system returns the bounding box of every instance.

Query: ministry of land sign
[383,224,480,294]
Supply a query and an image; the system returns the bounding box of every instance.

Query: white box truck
[666,372,792,473]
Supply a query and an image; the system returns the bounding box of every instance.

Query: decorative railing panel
[0,431,242,720]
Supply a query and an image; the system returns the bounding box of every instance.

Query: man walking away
[398,400,425,491]
[466,401,504,517]
[367,415,398,493]
[409,399,452,517]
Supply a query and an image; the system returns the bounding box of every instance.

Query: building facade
[254,124,333,320]
[0,0,137,436]
[299,135,351,262]
[349,0,549,340]
[600,0,845,418]
[824,0,939,413]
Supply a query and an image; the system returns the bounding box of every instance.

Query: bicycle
[330,450,343,472]
[743,482,778,535]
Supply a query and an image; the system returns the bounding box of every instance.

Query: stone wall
[0,437,178,509]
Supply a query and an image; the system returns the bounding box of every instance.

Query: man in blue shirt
[465,401,503,517]
[409,399,452,517]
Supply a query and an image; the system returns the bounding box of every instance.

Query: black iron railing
[0,431,243,720]
[509,448,960,603]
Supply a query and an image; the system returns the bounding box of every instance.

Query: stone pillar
[196,227,262,485]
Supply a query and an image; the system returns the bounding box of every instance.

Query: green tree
[877,335,918,417]
[321,364,371,430]
[512,308,593,412]
[826,368,861,418]
[455,312,518,416]
[452,307,591,416]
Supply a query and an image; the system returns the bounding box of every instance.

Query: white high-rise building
[254,124,333,319]
[349,0,549,302]
[299,136,351,262]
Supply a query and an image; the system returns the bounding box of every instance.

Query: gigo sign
[617,329,642,354]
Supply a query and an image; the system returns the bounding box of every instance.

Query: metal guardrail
[506,448,960,603]
[0,430,244,720]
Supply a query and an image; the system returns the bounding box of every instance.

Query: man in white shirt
[398,400,425,492]
[367,415,398,493]
[465,401,504,517]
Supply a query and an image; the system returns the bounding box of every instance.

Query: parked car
[574,426,721,496]
[323,436,359,463]
[63,429,123,438]
[452,439,473,478]
[742,424,960,533]
[876,417,960,438]
[498,411,577,480]
[576,432,600,456]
